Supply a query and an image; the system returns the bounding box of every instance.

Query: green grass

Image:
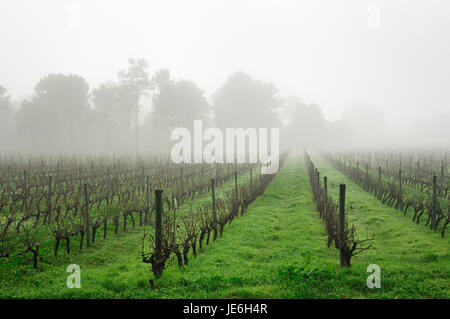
[0,155,448,298]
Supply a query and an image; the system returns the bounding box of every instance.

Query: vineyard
[322,151,449,237]
[0,154,286,283]
[1,0,450,305]
[0,151,449,298]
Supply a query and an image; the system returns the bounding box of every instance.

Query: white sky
[1,0,449,127]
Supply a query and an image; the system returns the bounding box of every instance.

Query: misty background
[0,0,449,154]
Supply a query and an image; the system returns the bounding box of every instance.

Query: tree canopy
[16,74,90,152]
[213,71,282,129]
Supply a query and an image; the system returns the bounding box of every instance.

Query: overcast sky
[1,0,449,127]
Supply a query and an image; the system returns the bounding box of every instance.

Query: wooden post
[323,176,328,220]
[145,176,150,224]
[84,183,91,248]
[313,168,318,201]
[432,175,437,230]
[234,172,238,199]
[417,161,420,190]
[378,166,382,199]
[409,155,413,177]
[364,163,369,190]
[259,164,262,186]
[48,175,52,220]
[250,169,253,191]
[317,171,320,189]
[211,179,218,240]
[23,169,27,194]
[141,166,145,195]
[180,167,183,196]
[154,189,163,267]
[339,184,347,267]
[316,171,320,207]
[378,166,382,184]
[398,170,402,210]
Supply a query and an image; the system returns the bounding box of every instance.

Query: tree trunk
[103,222,107,239]
[442,221,449,238]
[54,238,60,257]
[183,247,189,265]
[213,226,218,242]
[192,239,197,256]
[174,250,183,267]
[130,213,135,229]
[340,249,351,267]
[206,229,211,245]
[66,238,70,254]
[32,247,39,269]
[80,231,84,250]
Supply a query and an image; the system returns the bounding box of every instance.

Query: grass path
[1,155,448,298]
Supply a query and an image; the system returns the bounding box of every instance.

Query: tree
[118,58,152,153]
[16,99,61,153]
[283,100,328,149]
[282,98,354,150]
[91,81,134,152]
[16,74,90,152]
[0,86,12,149]
[146,69,210,152]
[342,105,388,147]
[152,71,210,128]
[213,71,282,129]
[0,85,10,111]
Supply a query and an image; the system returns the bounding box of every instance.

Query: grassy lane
[311,154,450,298]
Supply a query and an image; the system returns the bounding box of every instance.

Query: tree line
[0,58,356,154]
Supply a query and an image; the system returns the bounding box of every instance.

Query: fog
[0,0,449,154]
